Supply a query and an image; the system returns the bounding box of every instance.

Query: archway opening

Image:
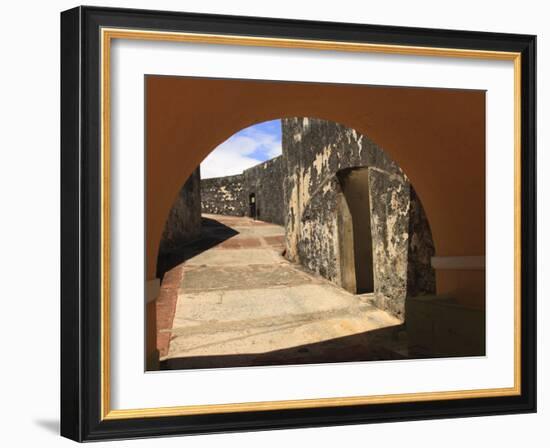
[154,116,454,370]
[157,116,438,307]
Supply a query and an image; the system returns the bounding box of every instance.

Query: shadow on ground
[161,324,411,370]
[160,314,486,371]
[157,217,239,278]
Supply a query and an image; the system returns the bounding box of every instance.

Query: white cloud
[200,126,282,179]
[248,128,283,159]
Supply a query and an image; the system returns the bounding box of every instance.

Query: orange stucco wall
[146,76,485,306]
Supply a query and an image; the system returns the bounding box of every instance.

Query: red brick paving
[264,235,285,246]
[156,264,184,358]
[217,237,261,249]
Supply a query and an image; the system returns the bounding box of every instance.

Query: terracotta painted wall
[146,76,485,308]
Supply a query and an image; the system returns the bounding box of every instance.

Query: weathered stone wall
[282,117,435,319]
[243,156,285,225]
[367,168,411,317]
[158,168,202,274]
[407,188,436,297]
[200,174,247,216]
[201,156,286,225]
[294,175,342,283]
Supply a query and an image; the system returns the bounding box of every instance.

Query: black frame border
[60,6,536,442]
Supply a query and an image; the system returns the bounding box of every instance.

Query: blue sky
[200,119,282,179]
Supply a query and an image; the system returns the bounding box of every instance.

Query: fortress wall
[201,173,247,217]
[282,118,435,319]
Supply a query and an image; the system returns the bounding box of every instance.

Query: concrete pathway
[160,214,404,369]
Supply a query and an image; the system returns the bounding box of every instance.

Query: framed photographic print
[60,6,536,441]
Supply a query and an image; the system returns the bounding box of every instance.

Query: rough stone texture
[282,118,435,319]
[158,168,202,254]
[295,176,342,284]
[243,156,285,225]
[368,168,410,318]
[157,168,202,278]
[407,188,437,297]
[200,173,247,216]
[201,156,286,225]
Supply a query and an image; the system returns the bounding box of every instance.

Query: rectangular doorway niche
[249,192,256,219]
[337,168,374,294]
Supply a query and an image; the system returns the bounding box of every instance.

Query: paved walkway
[158,214,404,369]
